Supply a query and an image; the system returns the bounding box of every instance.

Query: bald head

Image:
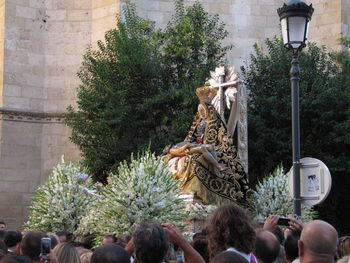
[299,220,338,263]
[255,230,280,263]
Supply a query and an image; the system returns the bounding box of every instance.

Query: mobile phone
[277,217,290,226]
[41,237,51,259]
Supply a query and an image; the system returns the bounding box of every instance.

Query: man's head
[0,221,6,231]
[284,231,301,263]
[298,220,338,263]
[133,223,169,263]
[0,230,6,242]
[192,239,209,263]
[4,230,22,251]
[20,230,47,262]
[91,244,130,263]
[103,234,117,245]
[254,229,280,263]
[56,231,72,243]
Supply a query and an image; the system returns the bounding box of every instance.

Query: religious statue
[164,74,249,205]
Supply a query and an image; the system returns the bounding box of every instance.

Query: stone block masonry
[0,0,119,229]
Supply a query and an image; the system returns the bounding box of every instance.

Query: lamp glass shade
[281,18,288,45]
[288,16,308,49]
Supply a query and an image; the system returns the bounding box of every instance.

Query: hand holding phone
[277,217,290,226]
[41,237,51,261]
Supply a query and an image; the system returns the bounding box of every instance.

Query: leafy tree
[65,1,230,182]
[159,0,231,143]
[242,37,350,234]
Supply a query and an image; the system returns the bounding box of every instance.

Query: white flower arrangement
[24,156,96,233]
[181,202,217,241]
[186,202,217,220]
[76,151,187,245]
[249,165,316,223]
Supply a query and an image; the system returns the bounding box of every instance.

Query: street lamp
[277,0,314,217]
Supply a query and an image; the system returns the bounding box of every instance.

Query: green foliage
[249,165,316,223]
[65,5,163,182]
[24,156,95,233]
[242,37,350,234]
[65,1,230,182]
[76,151,186,245]
[159,0,231,143]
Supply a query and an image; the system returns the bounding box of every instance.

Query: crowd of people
[0,204,349,263]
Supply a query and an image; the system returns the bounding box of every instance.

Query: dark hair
[0,230,7,239]
[254,230,280,263]
[20,230,47,261]
[192,239,209,263]
[4,230,22,248]
[212,251,249,263]
[337,236,350,260]
[0,221,6,226]
[272,227,284,244]
[207,204,256,257]
[1,255,32,263]
[83,235,95,249]
[0,240,7,255]
[284,231,300,262]
[56,231,73,242]
[104,234,117,243]
[47,234,58,249]
[91,244,130,263]
[76,234,95,250]
[133,223,169,263]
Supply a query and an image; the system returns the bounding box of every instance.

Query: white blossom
[24,156,96,233]
[76,151,187,246]
[248,165,316,223]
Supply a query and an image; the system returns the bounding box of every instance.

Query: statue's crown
[196,86,217,103]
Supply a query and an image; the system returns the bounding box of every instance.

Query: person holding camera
[123,222,205,263]
[19,231,58,263]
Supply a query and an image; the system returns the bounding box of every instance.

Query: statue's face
[198,104,208,120]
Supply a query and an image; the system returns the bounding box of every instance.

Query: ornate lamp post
[277,0,314,217]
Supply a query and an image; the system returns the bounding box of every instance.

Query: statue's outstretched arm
[169,143,191,157]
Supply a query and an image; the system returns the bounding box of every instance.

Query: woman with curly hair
[207,204,256,262]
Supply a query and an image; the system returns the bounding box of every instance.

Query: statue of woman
[164,103,228,177]
[164,86,249,205]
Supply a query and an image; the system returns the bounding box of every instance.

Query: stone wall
[0,1,4,106]
[0,0,92,229]
[92,0,120,46]
[41,0,92,179]
[0,0,46,229]
[309,0,342,51]
[132,0,345,68]
[342,0,350,39]
[133,0,287,67]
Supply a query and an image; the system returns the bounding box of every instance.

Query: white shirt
[226,247,256,262]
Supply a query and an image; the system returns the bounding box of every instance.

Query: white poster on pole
[288,157,332,207]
